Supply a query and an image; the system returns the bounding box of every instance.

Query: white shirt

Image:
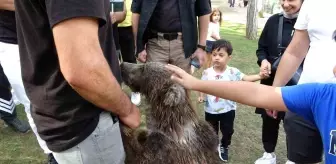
[206,22,220,41]
[295,0,336,84]
[201,66,245,114]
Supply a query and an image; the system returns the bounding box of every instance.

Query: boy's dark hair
[211,39,233,55]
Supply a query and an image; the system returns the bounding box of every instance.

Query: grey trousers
[53,112,125,164]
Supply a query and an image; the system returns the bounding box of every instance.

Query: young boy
[166,64,336,164]
[198,39,268,162]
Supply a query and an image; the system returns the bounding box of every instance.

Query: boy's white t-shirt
[201,66,245,114]
[206,22,220,41]
[294,0,336,84]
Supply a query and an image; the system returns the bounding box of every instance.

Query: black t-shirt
[0,10,17,44]
[149,0,182,33]
[15,0,121,152]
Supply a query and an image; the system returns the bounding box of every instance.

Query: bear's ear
[163,84,185,107]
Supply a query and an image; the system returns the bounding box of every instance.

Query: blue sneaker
[218,145,229,162]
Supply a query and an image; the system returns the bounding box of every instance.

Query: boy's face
[211,48,231,68]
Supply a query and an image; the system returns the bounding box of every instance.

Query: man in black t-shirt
[0,1,58,163]
[14,0,140,163]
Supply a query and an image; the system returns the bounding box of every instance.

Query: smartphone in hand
[190,57,200,69]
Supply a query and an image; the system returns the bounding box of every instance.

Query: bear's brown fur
[120,62,222,164]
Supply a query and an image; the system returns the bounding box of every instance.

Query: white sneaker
[285,160,296,164]
[255,152,276,164]
[131,92,141,106]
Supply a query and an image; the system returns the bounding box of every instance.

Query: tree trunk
[246,0,258,40]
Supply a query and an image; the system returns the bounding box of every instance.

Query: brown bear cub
[120,62,222,164]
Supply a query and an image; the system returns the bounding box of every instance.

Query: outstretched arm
[166,64,288,112]
[196,80,287,111]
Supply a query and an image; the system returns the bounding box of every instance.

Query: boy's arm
[242,74,262,82]
[235,68,264,82]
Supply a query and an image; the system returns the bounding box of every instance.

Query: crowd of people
[0,0,335,163]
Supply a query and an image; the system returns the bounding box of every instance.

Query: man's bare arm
[195,80,288,112]
[0,0,15,11]
[198,14,210,46]
[52,17,134,117]
[272,30,310,87]
[132,13,140,46]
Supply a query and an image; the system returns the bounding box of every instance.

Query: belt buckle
[163,33,178,41]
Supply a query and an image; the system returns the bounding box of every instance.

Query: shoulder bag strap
[277,14,284,56]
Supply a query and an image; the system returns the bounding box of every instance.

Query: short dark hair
[211,39,233,55]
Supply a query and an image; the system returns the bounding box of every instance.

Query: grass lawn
[0,22,287,164]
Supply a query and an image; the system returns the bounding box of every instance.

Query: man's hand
[137,50,147,63]
[119,104,141,129]
[110,13,117,24]
[166,64,199,90]
[260,59,271,75]
[192,48,206,66]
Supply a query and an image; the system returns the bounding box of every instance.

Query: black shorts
[284,111,323,163]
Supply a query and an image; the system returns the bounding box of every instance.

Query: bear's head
[120,62,186,107]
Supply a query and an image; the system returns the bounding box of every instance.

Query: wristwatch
[197,44,206,51]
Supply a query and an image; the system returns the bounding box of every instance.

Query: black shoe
[47,153,58,164]
[218,145,229,162]
[4,117,30,133]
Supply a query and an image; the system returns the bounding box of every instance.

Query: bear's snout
[120,62,143,92]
